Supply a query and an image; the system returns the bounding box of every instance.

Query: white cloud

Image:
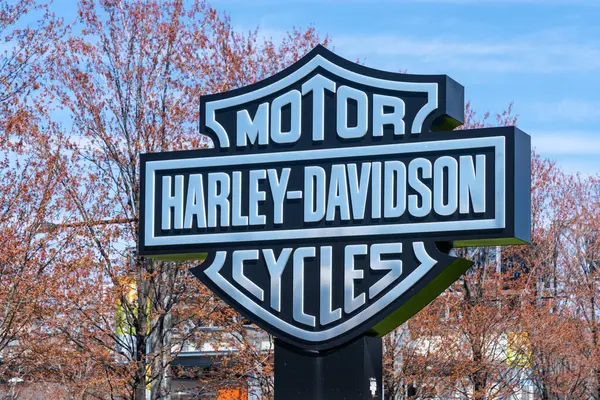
[530,131,600,175]
[231,24,574,76]
[530,131,600,155]
[332,31,600,74]
[557,159,600,176]
[530,99,600,123]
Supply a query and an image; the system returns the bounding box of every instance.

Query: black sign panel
[138,45,530,350]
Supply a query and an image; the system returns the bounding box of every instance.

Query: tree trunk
[472,336,487,400]
[135,258,151,400]
[150,264,173,400]
[135,332,147,400]
[590,296,599,400]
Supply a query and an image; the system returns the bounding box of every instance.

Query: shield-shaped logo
[138,45,530,350]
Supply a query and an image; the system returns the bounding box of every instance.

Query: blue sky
[47,0,600,175]
[214,0,600,175]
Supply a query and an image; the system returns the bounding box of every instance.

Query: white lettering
[434,156,458,216]
[408,158,432,217]
[337,86,368,139]
[369,243,402,299]
[460,155,486,214]
[268,168,291,225]
[162,175,184,230]
[237,102,269,147]
[384,161,407,218]
[293,247,316,327]
[326,164,351,221]
[264,248,292,312]
[271,90,302,144]
[347,163,371,220]
[344,244,367,314]
[184,174,207,229]
[373,94,405,136]
[320,246,342,325]
[232,171,248,226]
[371,162,382,219]
[249,170,267,225]
[232,250,263,301]
[304,166,326,222]
[207,173,230,228]
[302,74,336,141]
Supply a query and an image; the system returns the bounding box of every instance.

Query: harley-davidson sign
[138,45,531,350]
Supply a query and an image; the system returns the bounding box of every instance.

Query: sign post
[138,45,530,399]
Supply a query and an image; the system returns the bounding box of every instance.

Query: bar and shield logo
[138,45,531,350]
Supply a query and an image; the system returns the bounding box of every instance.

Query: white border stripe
[144,137,506,247]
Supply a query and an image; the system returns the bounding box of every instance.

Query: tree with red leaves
[29,1,327,398]
[0,0,65,392]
